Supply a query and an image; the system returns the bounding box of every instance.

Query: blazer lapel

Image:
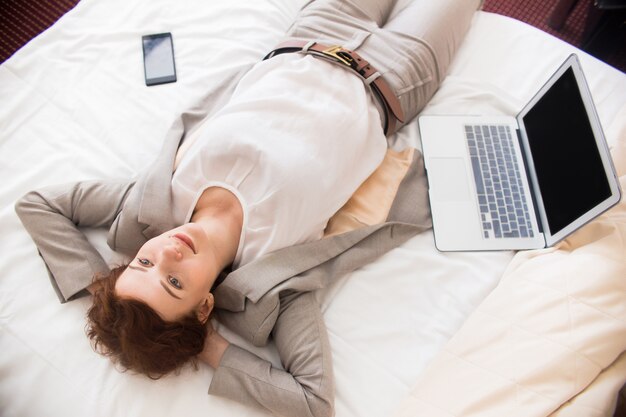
[214,227,375,311]
[214,220,428,312]
[136,117,183,239]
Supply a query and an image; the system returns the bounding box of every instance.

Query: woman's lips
[173,233,196,254]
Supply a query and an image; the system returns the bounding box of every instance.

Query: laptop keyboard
[465,125,534,239]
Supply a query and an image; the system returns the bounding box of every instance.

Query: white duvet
[1,1,625,416]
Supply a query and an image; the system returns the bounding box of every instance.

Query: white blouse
[171,53,386,268]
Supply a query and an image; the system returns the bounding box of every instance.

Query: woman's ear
[196,293,214,324]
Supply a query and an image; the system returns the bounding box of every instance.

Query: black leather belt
[264,40,405,135]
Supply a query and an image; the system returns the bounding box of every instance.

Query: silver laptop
[418,54,621,251]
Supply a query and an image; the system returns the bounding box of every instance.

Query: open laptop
[418,54,621,251]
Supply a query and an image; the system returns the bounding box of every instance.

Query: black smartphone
[142,32,177,86]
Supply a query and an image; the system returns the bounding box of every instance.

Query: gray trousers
[284,0,482,131]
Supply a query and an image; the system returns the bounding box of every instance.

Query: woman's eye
[169,276,182,289]
[137,258,152,266]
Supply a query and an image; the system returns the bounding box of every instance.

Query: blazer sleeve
[209,291,335,417]
[15,180,135,303]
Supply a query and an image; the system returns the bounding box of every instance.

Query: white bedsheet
[1,1,624,416]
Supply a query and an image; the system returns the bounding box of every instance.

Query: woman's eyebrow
[127,265,181,300]
[160,280,182,299]
[128,265,146,272]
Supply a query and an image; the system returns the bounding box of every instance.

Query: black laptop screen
[522,67,611,234]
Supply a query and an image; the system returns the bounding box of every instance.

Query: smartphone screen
[142,33,177,86]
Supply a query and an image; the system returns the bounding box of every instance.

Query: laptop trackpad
[427,158,471,202]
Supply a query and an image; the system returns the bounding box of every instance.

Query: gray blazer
[15,73,431,417]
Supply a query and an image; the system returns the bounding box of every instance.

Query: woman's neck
[190,187,243,271]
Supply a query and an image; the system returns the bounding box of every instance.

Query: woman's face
[115,223,219,322]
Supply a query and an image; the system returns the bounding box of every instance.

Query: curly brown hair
[85,265,208,379]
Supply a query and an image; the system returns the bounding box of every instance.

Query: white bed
[1,0,625,416]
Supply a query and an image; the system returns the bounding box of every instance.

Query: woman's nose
[159,243,182,262]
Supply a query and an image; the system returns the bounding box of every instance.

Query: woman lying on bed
[15,0,479,416]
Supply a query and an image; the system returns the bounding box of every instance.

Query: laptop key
[470,156,485,194]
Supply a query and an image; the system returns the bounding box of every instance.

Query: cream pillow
[324,147,415,237]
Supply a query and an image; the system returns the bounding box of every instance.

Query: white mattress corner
[1,4,625,417]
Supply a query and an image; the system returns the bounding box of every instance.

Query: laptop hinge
[516,128,544,234]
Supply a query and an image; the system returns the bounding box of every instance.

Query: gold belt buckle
[321,45,355,67]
